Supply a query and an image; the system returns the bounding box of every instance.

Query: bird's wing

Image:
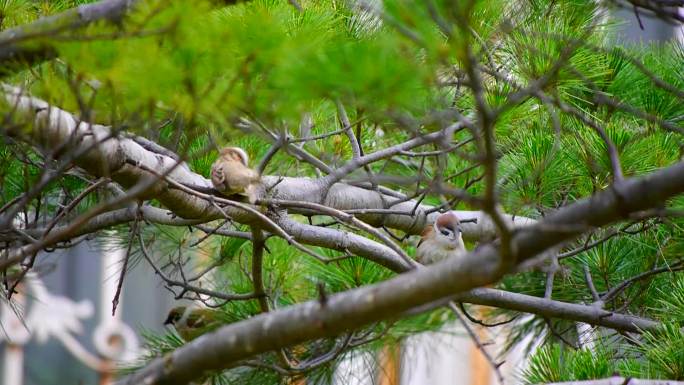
[186,311,211,329]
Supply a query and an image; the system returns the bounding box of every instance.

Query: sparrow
[164,306,223,341]
[210,147,261,203]
[416,211,467,264]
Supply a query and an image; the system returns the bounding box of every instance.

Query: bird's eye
[440,229,450,236]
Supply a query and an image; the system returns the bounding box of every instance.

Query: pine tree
[0,1,683,384]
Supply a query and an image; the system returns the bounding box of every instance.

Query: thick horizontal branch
[2,85,219,220]
[407,287,662,333]
[1,86,532,240]
[15,205,206,241]
[456,289,657,333]
[124,158,684,384]
[14,205,662,336]
[277,216,412,271]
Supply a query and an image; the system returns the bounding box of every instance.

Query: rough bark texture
[122,159,684,384]
[5,86,683,385]
[456,289,658,332]
[2,2,681,385]
[2,85,532,265]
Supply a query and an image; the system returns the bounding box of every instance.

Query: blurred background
[1,4,682,385]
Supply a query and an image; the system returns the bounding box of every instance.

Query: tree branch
[123,157,684,384]
[455,288,658,333]
[0,0,140,75]
[1,85,533,241]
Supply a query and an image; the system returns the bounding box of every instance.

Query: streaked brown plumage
[416,211,467,264]
[210,147,260,203]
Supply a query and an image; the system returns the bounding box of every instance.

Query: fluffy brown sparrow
[416,211,467,264]
[210,147,261,203]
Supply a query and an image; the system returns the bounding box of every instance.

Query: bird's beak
[164,314,175,325]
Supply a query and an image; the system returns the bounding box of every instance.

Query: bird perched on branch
[416,211,467,264]
[210,147,261,204]
[164,306,223,341]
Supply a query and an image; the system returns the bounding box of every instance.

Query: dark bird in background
[164,306,224,341]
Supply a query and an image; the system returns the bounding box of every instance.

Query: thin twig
[583,264,601,304]
[112,204,141,316]
[139,233,260,302]
[448,302,504,385]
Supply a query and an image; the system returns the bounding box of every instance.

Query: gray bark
[456,289,659,332]
[122,158,684,384]
[5,86,681,385]
[1,85,533,268]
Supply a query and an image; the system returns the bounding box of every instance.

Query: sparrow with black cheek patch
[210,147,261,204]
[164,306,223,341]
[416,211,467,264]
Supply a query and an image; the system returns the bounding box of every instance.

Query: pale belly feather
[416,242,465,264]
